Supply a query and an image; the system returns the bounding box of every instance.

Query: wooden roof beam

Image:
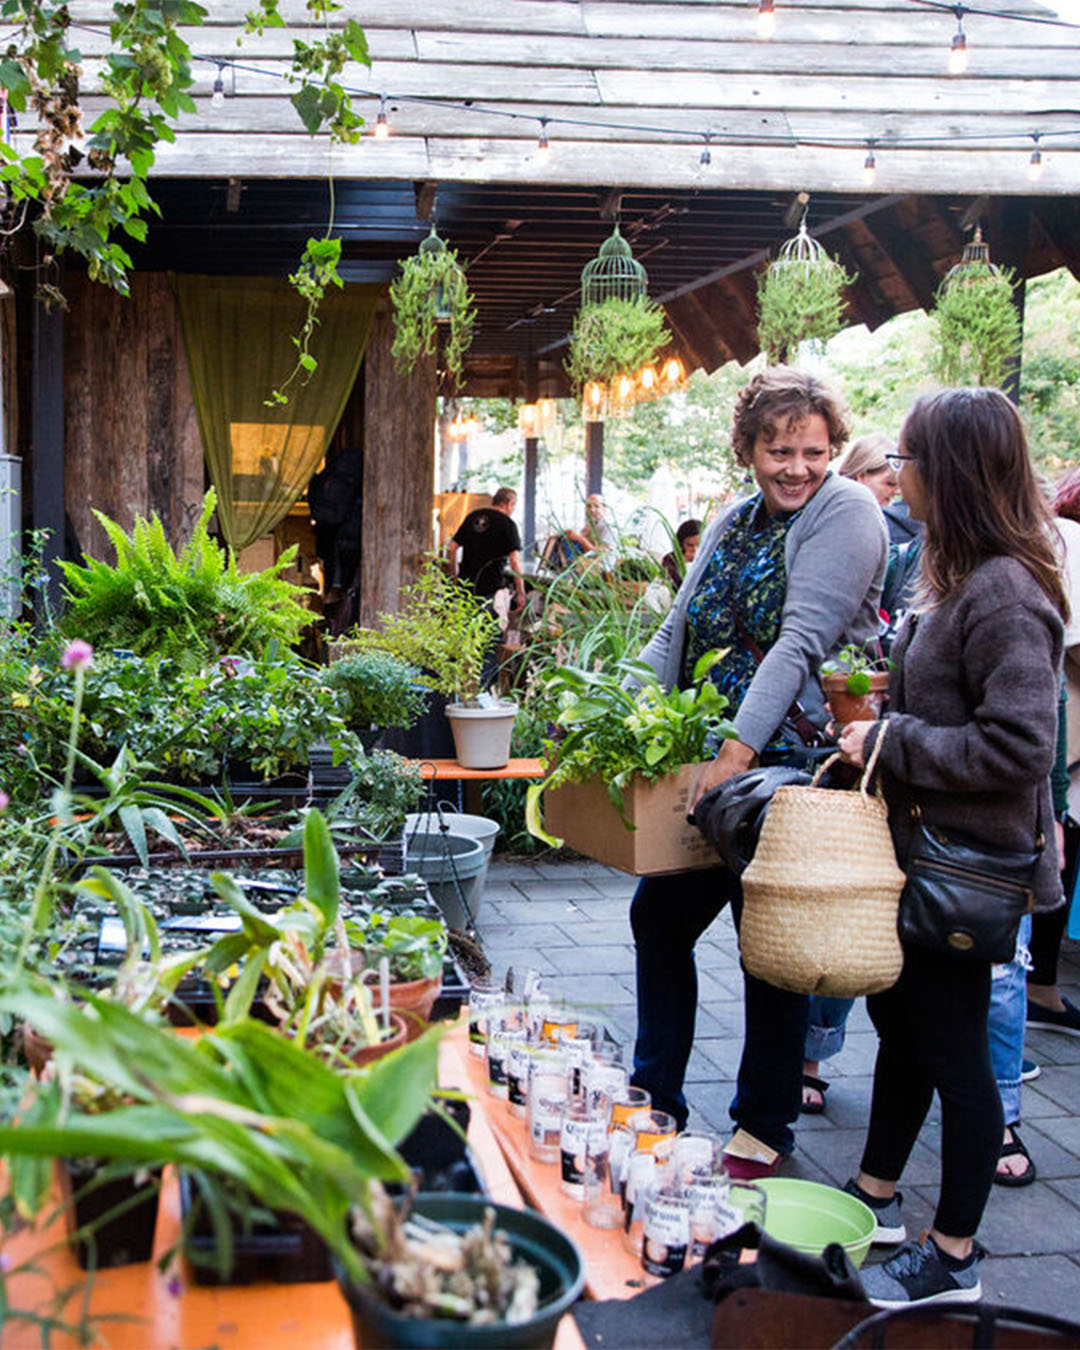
[858,212,942,313]
[827,230,894,331]
[1029,200,1080,282]
[664,291,732,372]
[673,282,755,368]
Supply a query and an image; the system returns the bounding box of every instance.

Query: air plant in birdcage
[930,226,1021,389]
[390,225,476,380]
[756,217,856,363]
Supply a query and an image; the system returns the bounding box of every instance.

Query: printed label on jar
[530,1112,563,1149]
[507,1044,531,1107]
[560,1118,607,1193]
[641,1196,690,1277]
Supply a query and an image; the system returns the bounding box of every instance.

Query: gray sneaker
[860,1234,983,1309]
[843,1178,906,1245]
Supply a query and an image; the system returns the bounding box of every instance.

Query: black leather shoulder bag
[898,807,1040,963]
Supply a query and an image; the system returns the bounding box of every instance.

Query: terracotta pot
[323,952,443,1043]
[822,670,890,727]
[344,1011,409,1068]
[22,1023,54,1076]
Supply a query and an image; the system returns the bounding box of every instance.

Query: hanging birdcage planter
[581,225,649,307]
[931,226,1020,389]
[390,224,476,381]
[756,216,856,364]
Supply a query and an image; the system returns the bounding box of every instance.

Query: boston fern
[931,263,1021,389]
[526,650,735,844]
[59,491,311,664]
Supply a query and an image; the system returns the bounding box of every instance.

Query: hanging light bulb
[447,413,469,442]
[535,117,551,163]
[660,356,687,394]
[374,93,390,139]
[636,364,661,402]
[609,372,637,419]
[948,6,968,75]
[862,141,877,187]
[583,380,606,422]
[757,0,777,39]
[518,402,540,435]
[1027,133,1043,182]
[537,397,558,432]
[211,63,226,108]
[699,132,713,168]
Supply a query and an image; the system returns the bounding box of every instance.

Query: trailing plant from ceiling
[565,295,671,390]
[389,234,477,383]
[930,261,1021,389]
[756,225,856,363]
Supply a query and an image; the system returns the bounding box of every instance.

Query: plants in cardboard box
[526,649,735,844]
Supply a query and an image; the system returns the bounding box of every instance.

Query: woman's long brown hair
[903,387,1069,620]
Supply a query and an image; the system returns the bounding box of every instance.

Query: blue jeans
[988,914,1031,1127]
[805,996,855,1064]
[629,867,808,1154]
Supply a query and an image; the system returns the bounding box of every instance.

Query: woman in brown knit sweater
[837,387,1067,1309]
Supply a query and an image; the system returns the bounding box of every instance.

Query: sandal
[801,1074,829,1115]
[994,1127,1037,1188]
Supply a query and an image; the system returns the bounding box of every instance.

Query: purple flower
[166,1273,184,1298]
[0,790,8,811]
[60,640,94,672]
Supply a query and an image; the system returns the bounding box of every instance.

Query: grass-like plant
[756,252,855,363]
[931,263,1021,388]
[58,491,311,665]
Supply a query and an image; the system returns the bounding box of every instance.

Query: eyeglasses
[886,454,915,472]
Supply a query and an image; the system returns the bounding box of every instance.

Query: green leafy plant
[58,492,312,665]
[565,296,671,389]
[390,233,476,381]
[820,643,891,696]
[347,562,501,705]
[344,911,448,983]
[756,252,856,363]
[931,262,1022,389]
[526,650,735,844]
[323,650,429,740]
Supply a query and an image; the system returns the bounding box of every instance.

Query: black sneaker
[843,1178,906,1245]
[860,1234,983,1308]
[1020,1058,1041,1082]
[1027,996,1080,1038]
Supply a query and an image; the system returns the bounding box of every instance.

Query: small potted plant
[820,644,891,726]
[346,563,517,770]
[389,226,476,383]
[323,650,429,752]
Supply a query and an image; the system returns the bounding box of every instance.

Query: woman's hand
[689,738,757,810]
[837,720,875,768]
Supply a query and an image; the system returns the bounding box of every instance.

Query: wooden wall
[63,272,204,559]
[359,307,437,624]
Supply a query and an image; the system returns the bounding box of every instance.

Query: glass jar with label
[642,1185,692,1279]
[622,1148,659,1257]
[672,1131,721,1183]
[488,1026,521,1100]
[610,1085,651,1130]
[626,1108,678,1155]
[528,1070,569,1164]
[540,999,579,1047]
[467,977,502,1058]
[505,1037,533,1118]
[559,1099,610,1200]
[584,1060,628,1114]
[582,1127,623,1229]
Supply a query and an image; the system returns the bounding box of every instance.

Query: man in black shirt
[448,487,526,610]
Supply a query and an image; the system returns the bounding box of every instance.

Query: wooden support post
[585,420,604,498]
[31,289,64,621]
[988,198,1030,407]
[523,359,538,556]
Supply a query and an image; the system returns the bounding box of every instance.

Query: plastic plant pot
[751,1177,876,1269]
[61,1159,161,1270]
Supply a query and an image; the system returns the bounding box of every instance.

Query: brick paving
[475,856,1080,1321]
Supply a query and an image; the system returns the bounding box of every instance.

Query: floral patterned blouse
[683,493,803,719]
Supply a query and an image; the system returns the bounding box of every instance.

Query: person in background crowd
[448,487,526,612]
[628,366,887,1181]
[837,387,1065,1307]
[583,493,617,556]
[838,431,921,545]
[661,519,701,589]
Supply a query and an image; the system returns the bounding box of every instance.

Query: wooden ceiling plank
[1029,200,1080,281]
[857,212,942,312]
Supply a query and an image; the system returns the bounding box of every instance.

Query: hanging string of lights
[53,16,1080,180]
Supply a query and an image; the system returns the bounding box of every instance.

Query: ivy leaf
[291,85,323,136]
[0,60,30,111]
[343,20,370,65]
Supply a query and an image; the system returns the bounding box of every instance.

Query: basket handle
[809,721,890,801]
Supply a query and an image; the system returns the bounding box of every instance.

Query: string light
[757,0,777,39]
[948,6,968,74]
[1027,132,1043,181]
[535,117,551,162]
[211,63,226,107]
[862,140,877,186]
[374,93,389,138]
[699,132,713,167]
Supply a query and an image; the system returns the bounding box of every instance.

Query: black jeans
[861,943,1001,1239]
[629,866,808,1153]
[1028,817,1078,986]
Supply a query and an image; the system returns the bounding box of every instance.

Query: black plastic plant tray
[179,1170,333,1286]
[430,951,470,1023]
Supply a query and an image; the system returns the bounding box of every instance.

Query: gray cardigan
[865,555,1065,911]
[635,473,889,752]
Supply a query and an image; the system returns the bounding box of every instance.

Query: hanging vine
[931,262,1021,389]
[389,236,476,383]
[755,221,855,363]
[565,295,670,389]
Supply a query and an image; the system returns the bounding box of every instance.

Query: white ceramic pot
[444,702,518,770]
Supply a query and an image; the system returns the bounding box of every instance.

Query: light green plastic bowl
[742,1178,876,1269]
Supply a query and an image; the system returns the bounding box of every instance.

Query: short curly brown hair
[730,367,852,467]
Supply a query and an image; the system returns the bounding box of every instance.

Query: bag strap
[810,721,890,802]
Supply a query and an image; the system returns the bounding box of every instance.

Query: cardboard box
[543,762,719,876]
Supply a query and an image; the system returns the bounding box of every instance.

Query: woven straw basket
[739,726,905,997]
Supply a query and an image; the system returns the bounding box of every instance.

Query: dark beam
[828,231,894,331]
[1029,199,1080,281]
[597,189,624,222]
[31,288,64,620]
[414,180,437,221]
[523,359,538,555]
[987,197,1031,406]
[859,212,941,313]
[585,421,603,498]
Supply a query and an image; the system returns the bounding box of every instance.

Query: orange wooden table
[0,1026,596,1350]
[410,758,545,781]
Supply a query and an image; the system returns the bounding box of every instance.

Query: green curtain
[175,275,379,551]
